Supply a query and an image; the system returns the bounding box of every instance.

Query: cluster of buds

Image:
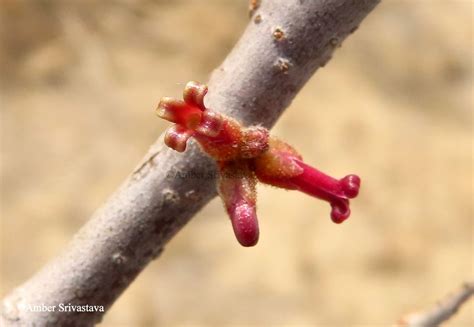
[156,81,361,247]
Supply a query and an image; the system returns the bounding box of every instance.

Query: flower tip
[230,205,259,247]
[164,125,193,152]
[330,199,351,224]
[183,81,208,111]
[156,97,202,129]
[340,174,361,198]
[156,97,177,122]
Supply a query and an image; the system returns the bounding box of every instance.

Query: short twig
[398,281,474,327]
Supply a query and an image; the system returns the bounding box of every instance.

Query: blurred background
[1,0,472,325]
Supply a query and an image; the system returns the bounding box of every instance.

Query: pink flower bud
[253,138,361,224]
[218,162,259,247]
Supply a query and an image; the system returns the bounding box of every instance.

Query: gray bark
[1,1,380,326]
[398,281,474,327]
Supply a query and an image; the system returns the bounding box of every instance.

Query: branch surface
[398,281,474,327]
[1,1,380,326]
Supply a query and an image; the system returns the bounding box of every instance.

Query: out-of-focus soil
[1,0,472,325]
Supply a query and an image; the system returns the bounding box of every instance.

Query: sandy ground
[1,0,472,326]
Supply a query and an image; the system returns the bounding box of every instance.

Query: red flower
[157,81,361,246]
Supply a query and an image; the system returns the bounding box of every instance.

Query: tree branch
[398,281,474,327]
[1,1,380,326]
